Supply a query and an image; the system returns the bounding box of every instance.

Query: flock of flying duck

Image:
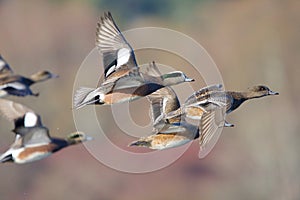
[0,12,278,164]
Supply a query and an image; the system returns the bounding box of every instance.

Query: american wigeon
[129,86,223,156]
[129,64,223,156]
[73,12,194,109]
[0,99,92,164]
[0,55,58,97]
[165,84,279,127]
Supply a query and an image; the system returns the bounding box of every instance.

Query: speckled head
[248,85,279,96]
[66,132,93,145]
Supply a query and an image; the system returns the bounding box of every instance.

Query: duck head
[66,132,93,145]
[162,71,194,86]
[30,70,59,82]
[248,85,279,98]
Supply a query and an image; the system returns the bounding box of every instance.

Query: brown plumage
[166,84,279,127]
[129,82,224,158]
[0,55,58,97]
[73,12,194,109]
[0,99,92,164]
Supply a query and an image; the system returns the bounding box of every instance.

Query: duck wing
[17,126,52,147]
[184,84,223,106]
[147,77,181,131]
[0,99,52,145]
[182,85,228,120]
[164,84,225,120]
[145,62,180,124]
[96,12,138,81]
[13,113,52,146]
[2,87,35,97]
[0,55,14,77]
[0,99,33,121]
[141,61,163,82]
[0,76,35,96]
[198,107,226,158]
[94,72,145,98]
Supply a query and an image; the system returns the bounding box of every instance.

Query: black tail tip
[0,154,13,163]
[129,140,150,147]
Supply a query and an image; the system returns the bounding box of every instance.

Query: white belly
[151,139,191,150]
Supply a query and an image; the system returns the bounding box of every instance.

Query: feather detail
[0,99,33,121]
[73,87,102,109]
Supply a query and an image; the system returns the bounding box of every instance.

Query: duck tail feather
[73,87,97,109]
[128,140,151,147]
[0,154,13,163]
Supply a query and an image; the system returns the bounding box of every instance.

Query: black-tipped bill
[268,90,279,95]
[50,73,59,79]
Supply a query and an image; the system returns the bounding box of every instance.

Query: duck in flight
[0,55,58,97]
[165,84,279,127]
[0,99,92,164]
[129,86,224,158]
[73,12,194,109]
[129,63,224,158]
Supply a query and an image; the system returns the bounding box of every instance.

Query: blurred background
[0,0,299,199]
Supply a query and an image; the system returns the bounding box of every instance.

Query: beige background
[0,0,299,199]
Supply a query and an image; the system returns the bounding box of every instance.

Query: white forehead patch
[0,60,6,69]
[117,48,130,67]
[24,112,38,127]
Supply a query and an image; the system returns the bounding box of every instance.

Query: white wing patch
[162,97,168,114]
[105,65,116,77]
[117,48,130,67]
[0,60,6,69]
[24,112,38,127]
[0,82,26,90]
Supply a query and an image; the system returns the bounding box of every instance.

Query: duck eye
[260,87,265,91]
[71,134,80,139]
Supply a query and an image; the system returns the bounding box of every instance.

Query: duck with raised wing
[165,84,279,127]
[129,86,224,157]
[0,99,92,164]
[0,55,58,97]
[73,12,194,109]
[129,64,223,157]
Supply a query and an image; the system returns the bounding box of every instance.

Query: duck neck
[241,91,265,100]
[227,92,248,113]
[65,138,78,146]
[49,138,69,152]
[229,91,260,100]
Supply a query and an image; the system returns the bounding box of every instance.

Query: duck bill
[268,90,279,95]
[85,136,94,141]
[51,74,59,78]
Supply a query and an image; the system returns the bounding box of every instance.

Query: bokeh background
[0,0,299,199]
